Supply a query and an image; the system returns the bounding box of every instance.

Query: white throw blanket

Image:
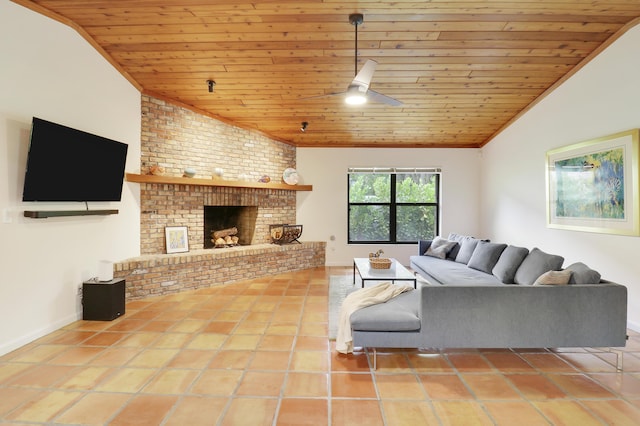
[336,282,414,354]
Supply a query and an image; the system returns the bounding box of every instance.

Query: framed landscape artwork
[546,129,640,236]
[165,226,189,253]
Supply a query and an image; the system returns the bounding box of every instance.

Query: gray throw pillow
[455,237,480,264]
[446,233,465,260]
[533,270,572,285]
[492,245,529,284]
[514,248,564,285]
[446,242,461,260]
[425,236,457,259]
[467,241,507,274]
[565,262,601,284]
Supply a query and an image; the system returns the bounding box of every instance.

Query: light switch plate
[2,209,12,224]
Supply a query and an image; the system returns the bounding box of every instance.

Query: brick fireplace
[113,95,325,298]
[139,183,297,255]
[137,95,300,255]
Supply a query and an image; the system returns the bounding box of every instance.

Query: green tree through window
[348,169,440,244]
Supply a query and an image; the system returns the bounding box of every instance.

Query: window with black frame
[347,168,441,244]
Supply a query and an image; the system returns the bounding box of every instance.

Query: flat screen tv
[22,117,128,202]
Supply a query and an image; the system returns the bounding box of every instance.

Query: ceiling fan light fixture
[345,93,367,105]
[345,85,367,105]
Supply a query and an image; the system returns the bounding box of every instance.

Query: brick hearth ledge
[114,242,326,300]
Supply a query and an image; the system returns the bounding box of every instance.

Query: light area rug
[328,275,361,340]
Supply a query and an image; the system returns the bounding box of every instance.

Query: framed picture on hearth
[546,129,640,236]
[165,226,189,253]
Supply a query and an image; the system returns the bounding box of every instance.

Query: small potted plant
[369,249,384,258]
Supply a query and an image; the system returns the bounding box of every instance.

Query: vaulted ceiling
[14,0,640,148]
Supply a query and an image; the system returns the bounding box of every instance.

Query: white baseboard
[0,312,80,357]
[325,261,352,267]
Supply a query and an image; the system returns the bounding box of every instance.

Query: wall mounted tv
[22,117,128,202]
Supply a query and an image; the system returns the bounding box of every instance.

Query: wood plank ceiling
[14,0,640,148]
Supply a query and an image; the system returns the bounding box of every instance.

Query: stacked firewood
[211,227,239,247]
[269,224,302,244]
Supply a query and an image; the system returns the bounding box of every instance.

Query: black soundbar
[23,209,118,218]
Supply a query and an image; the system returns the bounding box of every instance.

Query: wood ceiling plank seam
[504,21,621,32]
[364,13,633,24]
[82,21,516,35]
[92,23,369,35]
[352,48,592,57]
[72,12,638,26]
[272,55,583,64]
[204,63,573,72]
[438,31,612,41]
[379,40,602,50]
[92,33,399,45]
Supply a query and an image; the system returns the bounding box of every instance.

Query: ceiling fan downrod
[349,13,364,76]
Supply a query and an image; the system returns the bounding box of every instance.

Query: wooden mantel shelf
[125,173,312,191]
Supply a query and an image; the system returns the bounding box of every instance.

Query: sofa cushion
[533,270,572,285]
[565,262,602,284]
[447,233,465,241]
[455,237,481,264]
[514,248,564,285]
[467,241,507,274]
[492,245,529,284]
[350,290,421,331]
[425,236,457,259]
[410,255,503,286]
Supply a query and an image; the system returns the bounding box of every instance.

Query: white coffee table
[353,257,417,288]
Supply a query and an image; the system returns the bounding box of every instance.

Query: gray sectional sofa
[350,234,628,365]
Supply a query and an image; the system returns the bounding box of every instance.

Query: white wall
[296,148,482,266]
[481,23,640,330]
[0,2,141,355]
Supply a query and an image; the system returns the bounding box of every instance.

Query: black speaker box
[82,278,125,321]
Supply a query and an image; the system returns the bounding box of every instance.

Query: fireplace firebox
[204,206,258,248]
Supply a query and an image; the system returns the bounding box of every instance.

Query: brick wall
[139,95,299,255]
[141,95,296,180]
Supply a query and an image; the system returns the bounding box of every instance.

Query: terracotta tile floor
[1,266,640,425]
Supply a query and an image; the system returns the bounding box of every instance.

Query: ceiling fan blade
[367,89,403,107]
[299,91,345,101]
[351,59,377,90]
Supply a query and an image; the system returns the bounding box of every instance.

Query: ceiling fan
[306,13,403,107]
